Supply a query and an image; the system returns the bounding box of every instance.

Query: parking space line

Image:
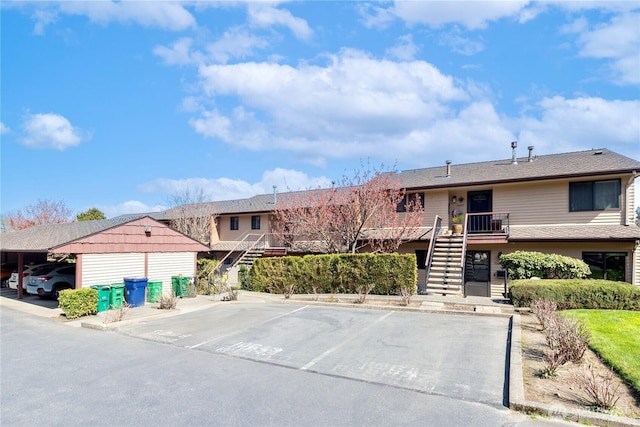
[187,305,309,349]
[301,311,394,371]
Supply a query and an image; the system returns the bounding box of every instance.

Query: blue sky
[1,1,639,218]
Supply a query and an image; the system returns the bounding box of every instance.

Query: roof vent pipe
[446,160,451,177]
[528,145,535,162]
[511,141,518,165]
[272,185,277,204]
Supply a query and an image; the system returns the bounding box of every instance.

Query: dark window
[230,216,239,230]
[396,192,425,212]
[582,252,626,282]
[570,179,620,211]
[415,250,427,270]
[251,215,261,230]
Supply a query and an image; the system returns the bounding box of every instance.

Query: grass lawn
[562,309,640,394]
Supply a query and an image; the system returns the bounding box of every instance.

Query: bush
[238,265,252,290]
[196,258,219,295]
[499,251,591,280]
[58,288,98,319]
[510,279,640,310]
[249,253,417,296]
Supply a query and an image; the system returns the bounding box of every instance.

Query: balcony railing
[465,212,510,236]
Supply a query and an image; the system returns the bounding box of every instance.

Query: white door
[147,252,196,293]
[81,253,145,287]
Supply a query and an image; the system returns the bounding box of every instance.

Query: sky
[1,1,639,219]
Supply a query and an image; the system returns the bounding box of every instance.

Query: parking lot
[117,303,511,407]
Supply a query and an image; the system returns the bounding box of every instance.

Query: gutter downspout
[625,171,638,226]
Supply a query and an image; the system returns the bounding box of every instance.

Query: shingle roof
[508,224,640,240]
[0,215,149,252]
[397,148,640,189]
[164,149,640,216]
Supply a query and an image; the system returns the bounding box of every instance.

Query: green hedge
[58,288,99,319]
[509,279,640,310]
[499,251,591,279]
[248,253,417,295]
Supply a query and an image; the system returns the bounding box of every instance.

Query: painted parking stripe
[301,311,394,371]
[187,305,309,349]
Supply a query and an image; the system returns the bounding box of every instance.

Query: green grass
[562,309,640,394]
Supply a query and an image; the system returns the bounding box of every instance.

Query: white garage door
[148,252,196,293]
[81,253,145,287]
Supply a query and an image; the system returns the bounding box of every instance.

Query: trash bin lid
[123,277,148,282]
[90,284,111,290]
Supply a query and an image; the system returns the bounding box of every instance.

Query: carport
[0,216,210,299]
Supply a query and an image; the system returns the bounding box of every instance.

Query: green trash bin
[90,285,111,313]
[147,281,162,303]
[171,276,191,298]
[110,283,124,309]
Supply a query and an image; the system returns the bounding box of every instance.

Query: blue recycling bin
[123,277,148,308]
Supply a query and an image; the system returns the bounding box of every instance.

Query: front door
[464,250,491,297]
[467,190,493,233]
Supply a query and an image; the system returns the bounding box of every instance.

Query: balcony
[465,212,509,240]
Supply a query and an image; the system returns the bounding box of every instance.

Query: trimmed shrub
[238,265,252,290]
[509,279,640,310]
[249,253,417,296]
[196,258,219,295]
[499,251,591,280]
[58,288,98,319]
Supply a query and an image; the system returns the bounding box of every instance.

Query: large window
[582,252,626,282]
[396,192,425,212]
[569,179,620,211]
[230,216,239,230]
[251,215,261,230]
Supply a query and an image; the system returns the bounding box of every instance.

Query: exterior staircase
[425,234,465,295]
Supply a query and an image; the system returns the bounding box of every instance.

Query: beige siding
[81,253,145,287]
[218,214,265,241]
[423,190,449,227]
[493,178,624,226]
[148,252,196,294]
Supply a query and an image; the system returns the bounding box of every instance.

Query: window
[251,215,261,230]
[230,216,239,230]
[396,192,425,212]
[583,252,626,282]
[569,179,620,211]
[415,250,427,270]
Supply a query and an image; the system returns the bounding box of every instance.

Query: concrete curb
[508,313,640,427]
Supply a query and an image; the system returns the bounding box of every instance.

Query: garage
[0,215,210,299]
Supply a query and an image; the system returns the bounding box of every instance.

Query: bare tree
[272,165,424,254]
[166,188,216,244]
[6,199,73,230]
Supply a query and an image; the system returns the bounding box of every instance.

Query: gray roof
[166,149,640,216]
[397,148,640,189]
[508,224,640,241]
[0,215,150,252]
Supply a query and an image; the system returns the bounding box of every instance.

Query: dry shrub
[354,283,375,304]
[532,298,558,330]
[104,302,130,324]
[570,364,621,411]
[398,285,413,306]
[159,292,178,310]
[537,307,589,377]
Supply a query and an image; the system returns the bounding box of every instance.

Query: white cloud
[386,34,419,60]
[0,122,10,134]
[205,27,270,64]
[574,12,640,85]
[438,27,485,56]
[137,168,332,202]
[515,96,640,155]
[98,200,167,218]
[25,1,196,33]
[388,1,530,30]
[247,3,313,40]
[21,113,89,150]
[153,37,198,66]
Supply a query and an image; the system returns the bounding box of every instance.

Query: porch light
[144,226,152,235]
[452,196,457,204]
